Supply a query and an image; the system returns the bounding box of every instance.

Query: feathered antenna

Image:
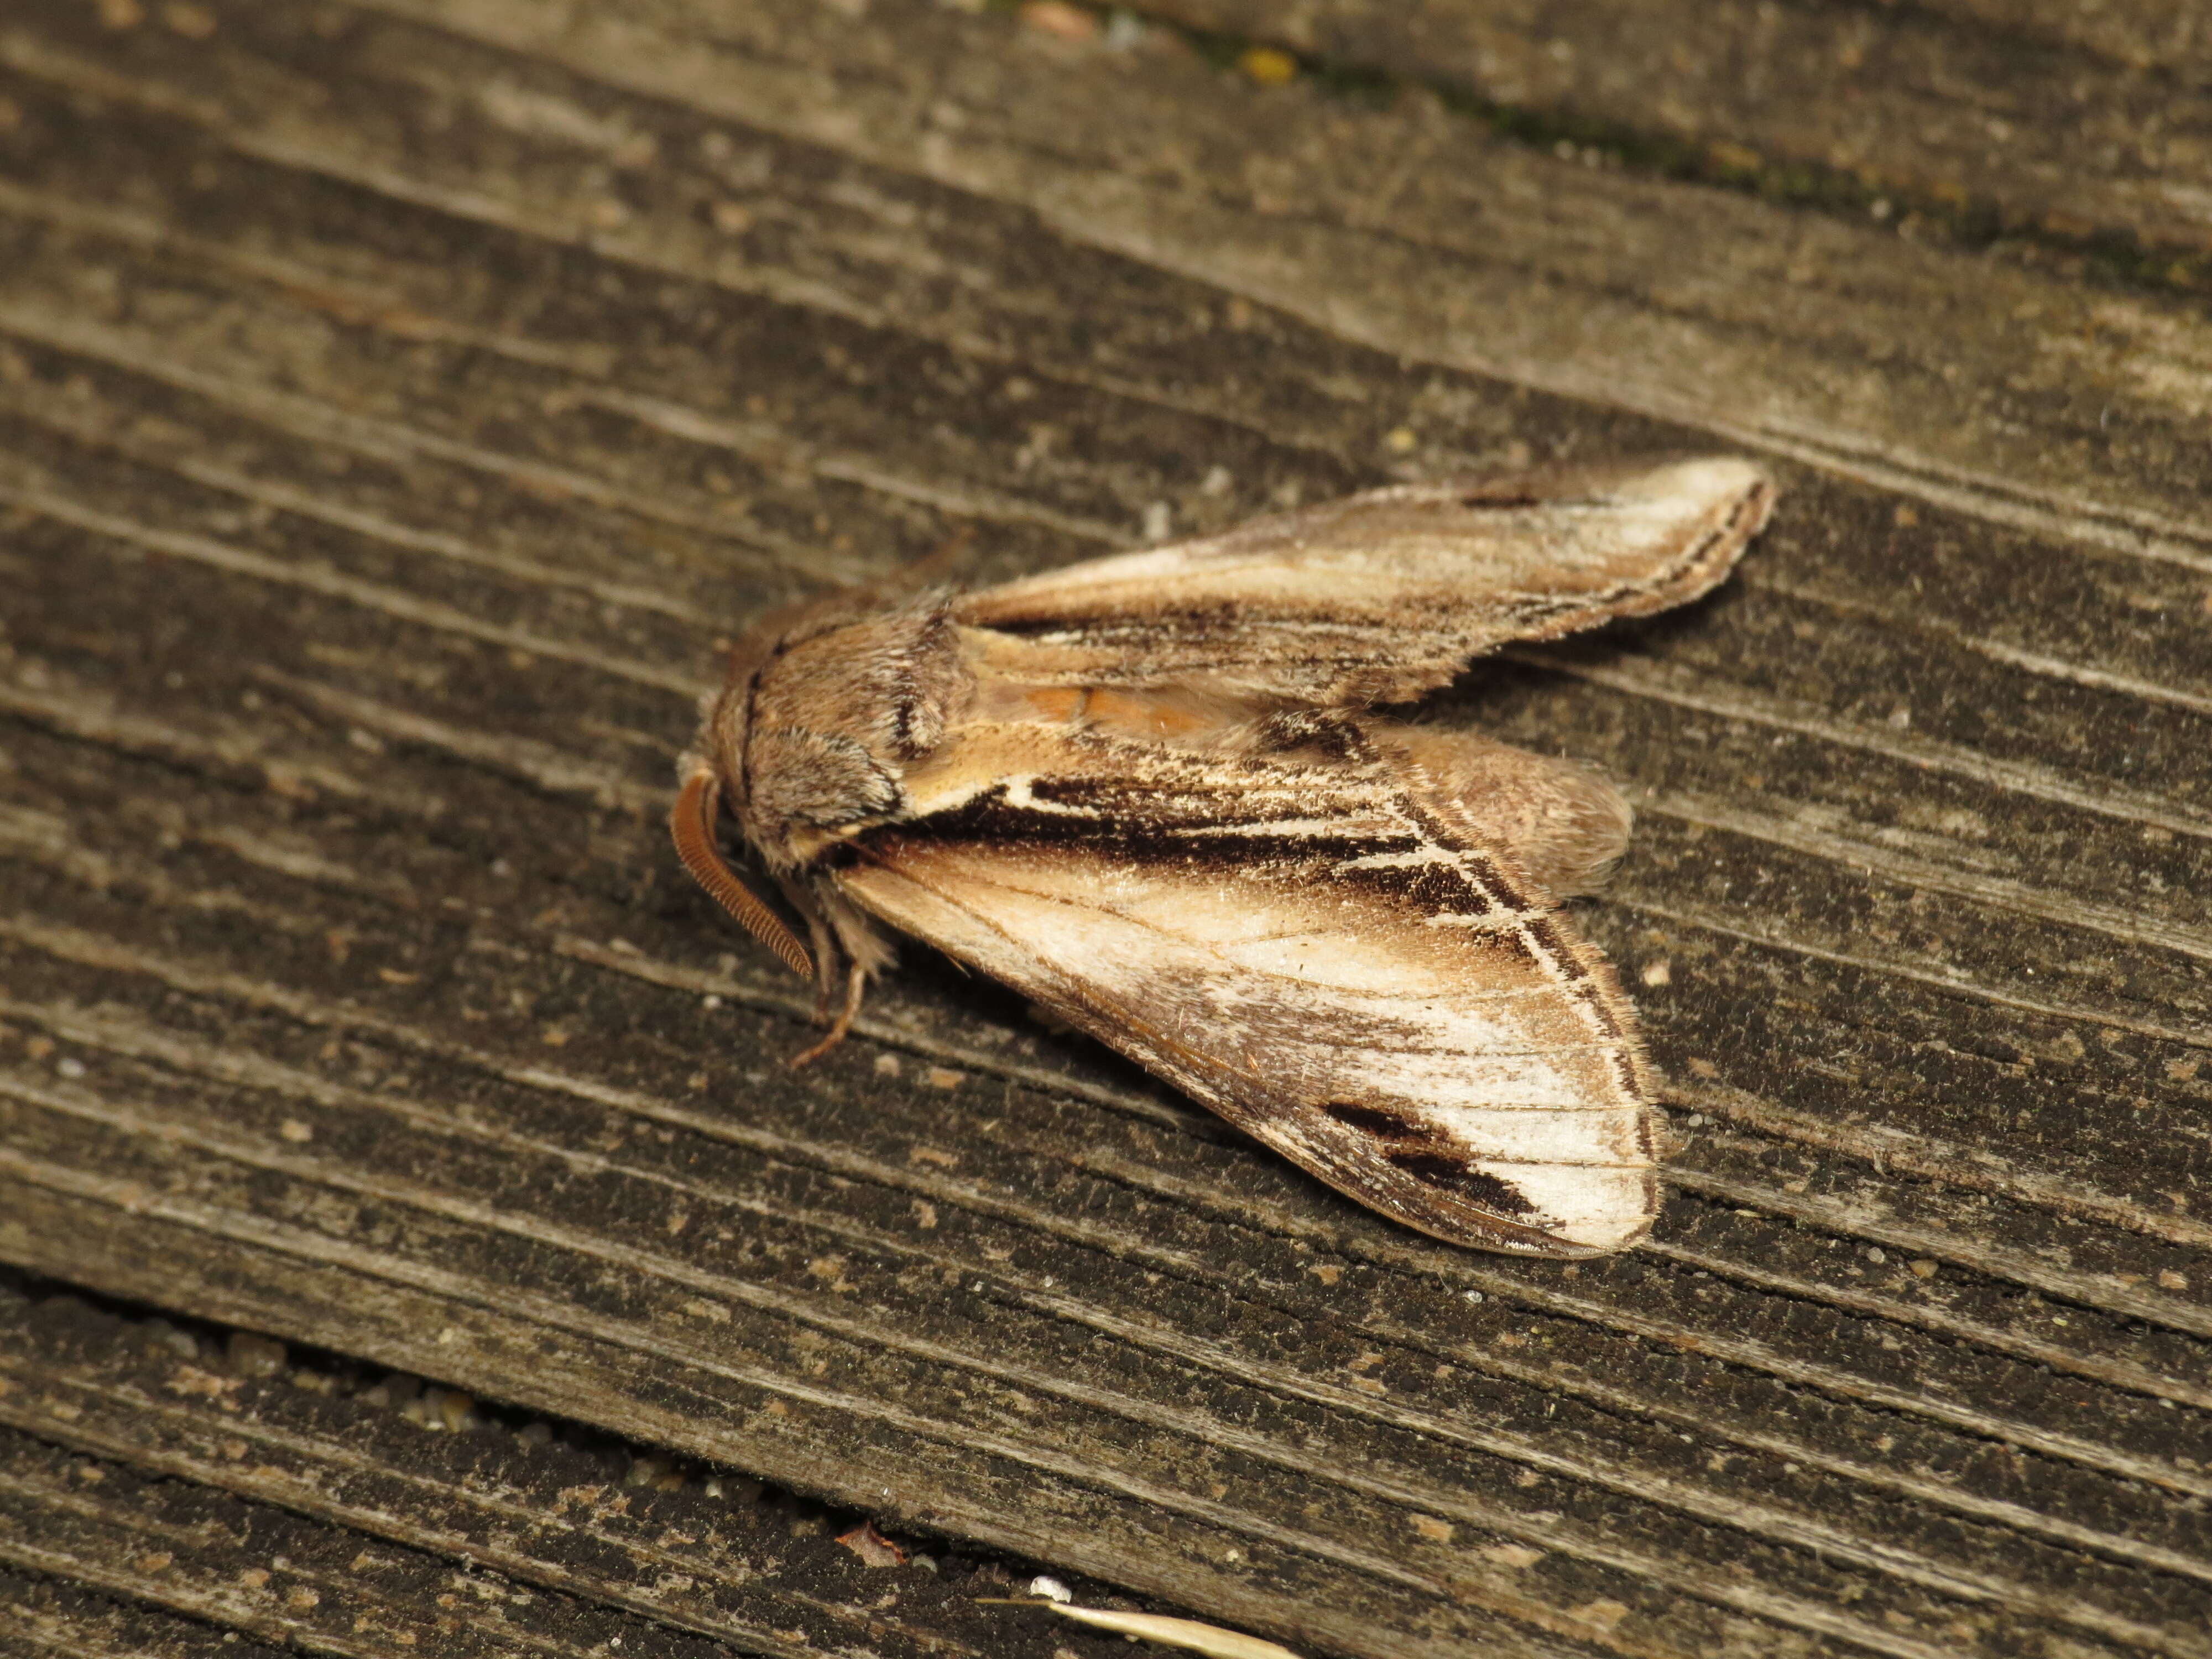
[669,765,815,982]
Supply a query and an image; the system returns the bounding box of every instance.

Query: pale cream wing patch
[831,830,1655,1256]
[954,456,1774,705]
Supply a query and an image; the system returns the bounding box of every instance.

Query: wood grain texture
[0,1283,1062,1659]
[1144,0,2212,254]
[1,1572,293,1659]
[290,0,2212,566]
[0,1417,696,1659]
[0,1,2206,1655]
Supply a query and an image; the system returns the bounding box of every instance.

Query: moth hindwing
[674,456,1776,1255]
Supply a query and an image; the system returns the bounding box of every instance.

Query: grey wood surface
[1147,0,2212,258]
[0,2,2207,1656]
[0,1284,1022,1659]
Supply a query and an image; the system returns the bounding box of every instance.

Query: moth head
[671,588,971,980]
[718,590,970,858]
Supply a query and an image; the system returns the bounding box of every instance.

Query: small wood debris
[836,1521,907,1567]
[1044,1604,1302,1659]
[1237,46,1296,85]
[1020,2,1098,43]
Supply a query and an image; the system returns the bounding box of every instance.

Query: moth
[673,456,1775,1255]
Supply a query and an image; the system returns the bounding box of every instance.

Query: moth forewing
[676,455,1775,1256]
[834,816,1657,1256]
[956,455,1775,703]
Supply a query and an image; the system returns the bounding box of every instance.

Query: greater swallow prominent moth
[674,457,1775,1255]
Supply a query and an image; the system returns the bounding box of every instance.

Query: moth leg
[781,881,895,1066]
[1374,724,1632,900]
[789,959,867,1068]
[776,876,844,1025]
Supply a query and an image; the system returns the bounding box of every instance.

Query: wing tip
[1651,453,1771,491]
[1531,1206,1657,1256]
[1630,453,1777,536]
[1683,455,1778,538]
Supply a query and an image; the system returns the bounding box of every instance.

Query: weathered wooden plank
[1953,2,2210,76]
[0,1280,1100,1659]
[2,734,2208,1658]
[0,1571,291,1659]
[249,0,2212,565]
[0,1175,1629,1659]
[1140,0,2212,257]
[0,1,2206,1656]
[0,1424,726,1659]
